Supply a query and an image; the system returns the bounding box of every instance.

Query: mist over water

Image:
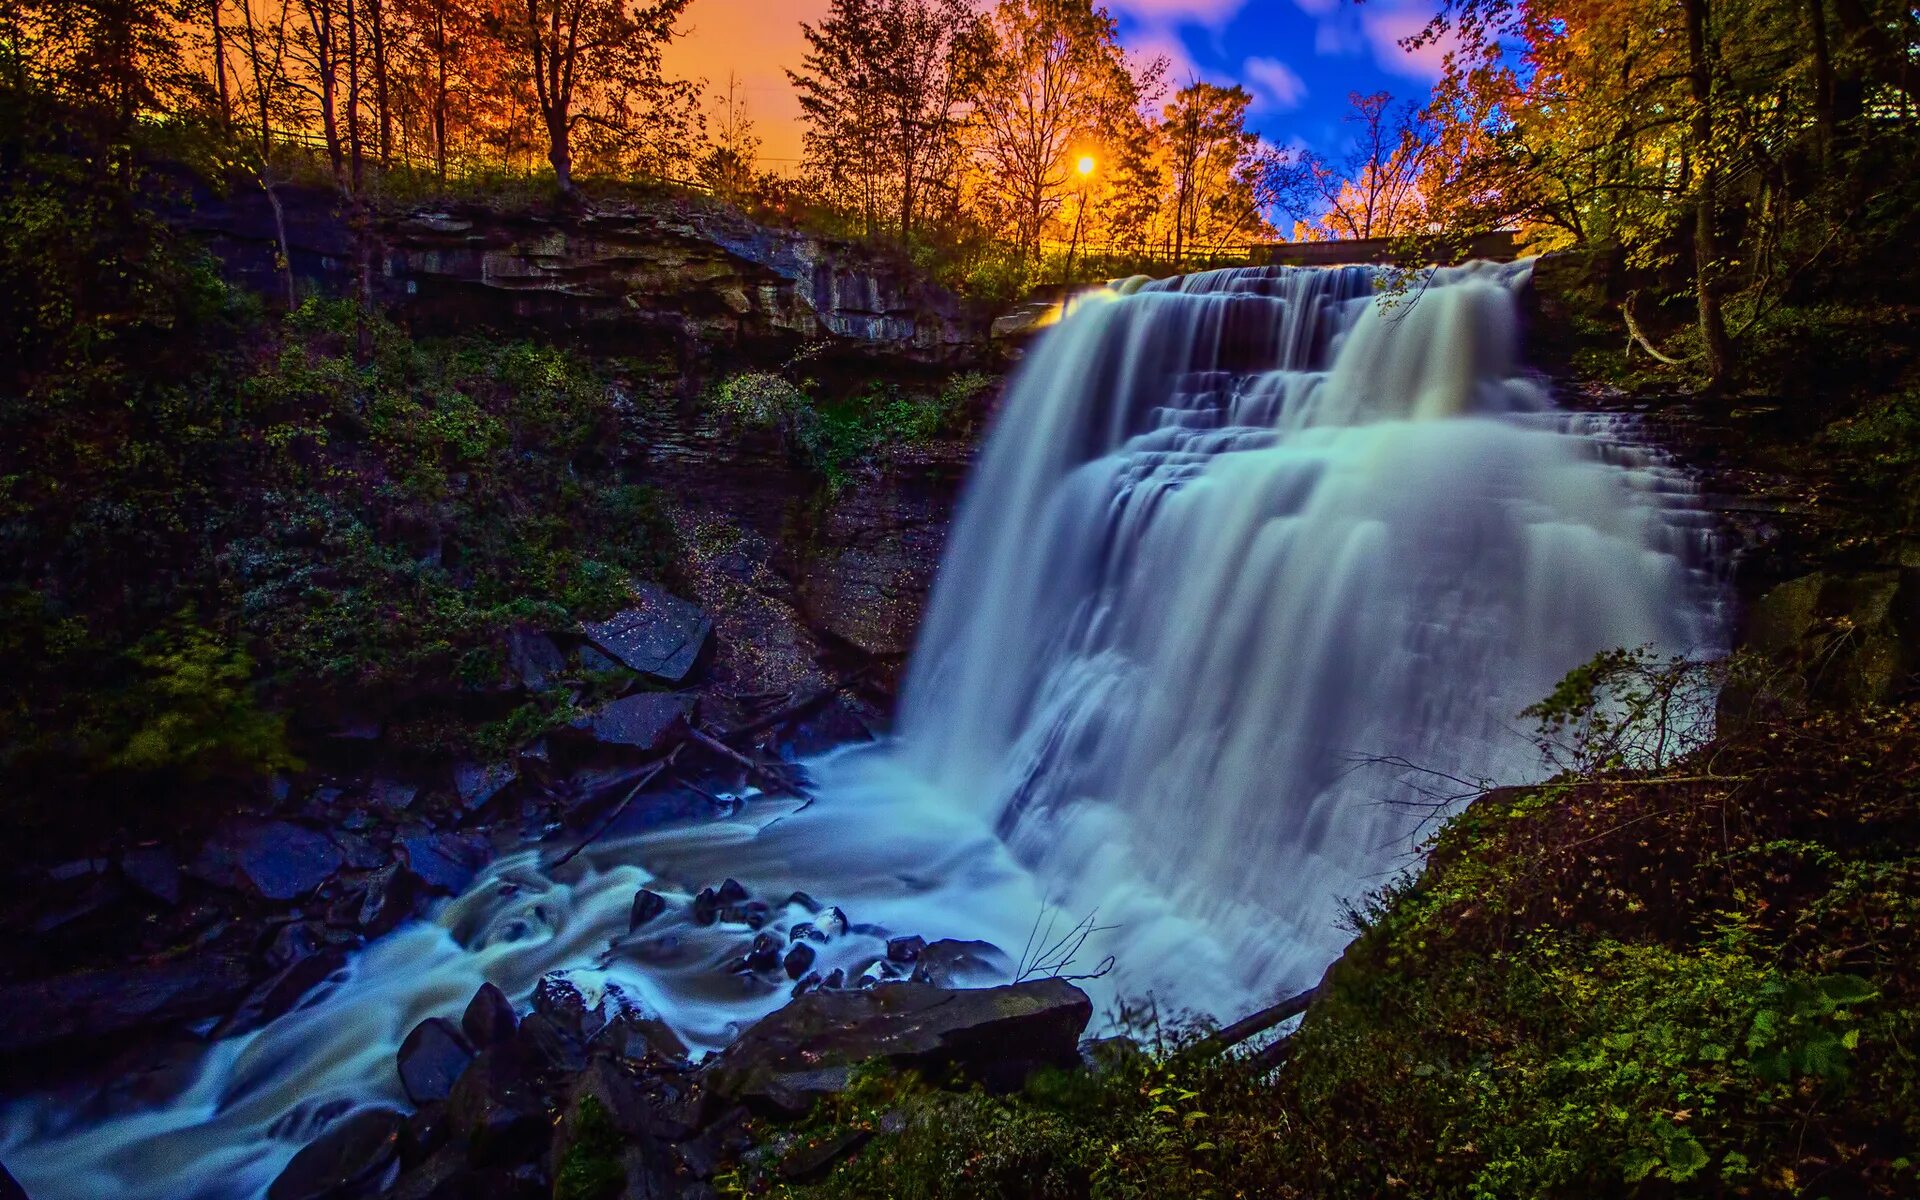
[1,262,1724,1199]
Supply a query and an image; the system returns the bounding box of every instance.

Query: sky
[662,0,1450,172]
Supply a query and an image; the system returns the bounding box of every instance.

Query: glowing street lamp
[1076,154,1096,177]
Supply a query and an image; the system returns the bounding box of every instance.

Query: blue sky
[1105,0,1447,157]
[664,0,1447,168]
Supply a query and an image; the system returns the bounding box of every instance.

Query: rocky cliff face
[182,186,994,364]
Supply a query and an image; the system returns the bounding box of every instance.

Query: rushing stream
[2,261,1724,1198]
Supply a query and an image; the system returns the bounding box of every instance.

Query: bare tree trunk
[1808,0,1834,158]
[210,0,232,125]
[1683,0,1731,393]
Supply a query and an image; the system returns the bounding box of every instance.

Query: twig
[688,725,805,796]
[551,745,683,867]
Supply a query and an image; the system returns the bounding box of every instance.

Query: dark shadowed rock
[886,936,926,964]
[691,887,719,926]
[214,946,348,1039]
[783,943,816,980]
[462,983,518,1049]
[267,1106,405,1200]
[531,975,605,1044]
[0,1160,24,1199]
[447,1049,550,1167]
[400,832,490,895]
[118,845,181,905]
[589,1011,689,1065]
[715,878,748,905]
[910,939,1015,988]
[453,761,518,810]
[629,889,667,930]
[364,779,420,815]
[580,584,714,683]
[190,819,344,901]
[355,862,428,936]
[743,933,782,974]
[570,692,694,752]
[705,979,1092,1113]
[398,1018,476,1106]
[502,623,565,692]
[0,955,255,1054]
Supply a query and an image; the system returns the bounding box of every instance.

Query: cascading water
[1,261,1723,1199]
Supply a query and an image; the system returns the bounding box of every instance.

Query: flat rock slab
[581,584,713,683]
[268,1106,405,1200]
[0,956,255,1054]
[573,692,695,752]
[705,979,1092,1111]
[190,819,344,901]
[399,832,491,895]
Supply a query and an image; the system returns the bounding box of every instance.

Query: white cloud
[1243,56,1308,111]
[1359,0,1453,79]
[1106,0,1249,27]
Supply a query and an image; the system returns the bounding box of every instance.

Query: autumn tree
[1160,80,1272,266]
[1282,91,1437,240]
[501,0,693,195]
[966,0,1150,261]
[789,0,981,243]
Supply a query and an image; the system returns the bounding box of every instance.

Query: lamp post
[1064,154,1096,286]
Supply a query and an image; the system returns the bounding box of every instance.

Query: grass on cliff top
[743,656,1920,1200]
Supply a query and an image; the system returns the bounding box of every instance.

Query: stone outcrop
[181,187,994,364]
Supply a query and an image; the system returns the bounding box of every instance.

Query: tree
[1282,91,1438,241]
[789,0,981,243]
[501,0,692,195]
[1160,80,1271,266]
[966,0,1151,260]
[699,71,760,200]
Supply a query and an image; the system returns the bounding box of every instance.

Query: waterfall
[0,262,1723,1200]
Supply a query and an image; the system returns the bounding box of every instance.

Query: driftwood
[1189,981,1323,1060]
[550,744,684,867]
[1622,292,1687,366]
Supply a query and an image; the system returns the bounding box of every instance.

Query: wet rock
[580,584,714,683]
[715,878,749,905]
[570,692,694,753]
[398,1018,477,1106]
[400,832,490,895]
[590,1010,689,1065]
[817,907,849,939]
[462,982,518,1049]
[886,935,926,964]
[453,761,518,811]
[446,1050,550,1168]
[744,933,782,974]
[909,939,1015,988]
[788,922,821,944]
[330,831,386,871]
[215,946,348,1039]
[0,955,255,1054]
[264,920,323,970]
[709,979,1092,1113]
[401,1101,449,1167]
[785,891,821,913]
[783,943,816,980]
[355,862,427,935]
[691,887,719,926]
[1,1158,26,1200]
[503,624,565,692]
[267,1106,405,1200]
[531,975,608,1045]
[190,819,344,901]
[514,1013,588,1077]
[118,845,181,905]
[629,889,667,930]
[731,900,771,929]
[365,778,421,815]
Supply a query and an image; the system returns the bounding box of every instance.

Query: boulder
[364,779,420,815]
[355,862,427,935]
[629,889,667,930]
[886,936,926,964]
[119,845,182,905]
[447,1049,550,1168]
[214,946,349,1039]
[570,692,694,753]
[267,1107,405,1200]
[910,939,1014,988]
[0,955,255,1054]
[399,832,490,895]
[502,624,565,692]
[704,979,1093,1112]
[453,761,518,811]
[398,1017,476,1106]
[463,982,518,1049]
[783,943,816,980]
[190,819,344,901]
[579,584,714,683]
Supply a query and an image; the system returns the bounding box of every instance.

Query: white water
[1,262,1722,1199]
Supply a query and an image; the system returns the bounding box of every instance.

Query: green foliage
[108,619,299,778]
[1519,645,1722,774]
[707,370,988,490]
[555,1097,626,1200]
